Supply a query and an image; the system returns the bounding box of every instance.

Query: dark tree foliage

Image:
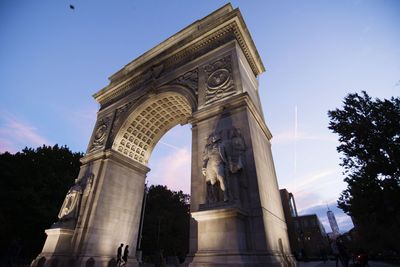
[0,145,82,261]
[328,91,400,252]
[140,185,190,263]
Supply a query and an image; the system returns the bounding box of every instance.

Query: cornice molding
[93,5,264,107]
[192,207,248,221]
[190,92,273,141]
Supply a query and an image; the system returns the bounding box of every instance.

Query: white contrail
[158,140,182,151]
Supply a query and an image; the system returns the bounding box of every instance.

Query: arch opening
[147,123,192,193]
[138,124,192,263]
[112,92,193,165]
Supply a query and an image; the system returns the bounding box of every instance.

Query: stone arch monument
[32,4,296,267]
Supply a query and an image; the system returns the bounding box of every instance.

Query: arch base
[188,253,296,267]
[187,207,297,267]
[31,254,139,267]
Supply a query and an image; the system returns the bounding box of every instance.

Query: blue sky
[1,0,399,233]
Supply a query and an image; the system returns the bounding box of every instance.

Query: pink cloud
[278,167,347,215]
[0,138,15,153]
[147,145,191,194]
[272,130,336,144]
[0,113,52,153]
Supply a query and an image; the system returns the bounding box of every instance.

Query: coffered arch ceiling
[112,92,192,165]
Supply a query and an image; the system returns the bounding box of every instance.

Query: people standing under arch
[120,245,129,267]
[116,243,124,266]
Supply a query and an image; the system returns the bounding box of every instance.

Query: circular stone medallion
[94,124,107,141]
[207,69,230,90]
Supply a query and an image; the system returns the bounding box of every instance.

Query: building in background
[280,189,300,257]
[293,214,330,259]
[280,189,330,260]
[327,207,340,240]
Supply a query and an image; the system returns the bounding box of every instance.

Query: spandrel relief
[201,127,246,206]
[227,127,246,201]
[89,117,110,152]
[203,56,235,105]
[169,69,199,94]
[107,102,134,147]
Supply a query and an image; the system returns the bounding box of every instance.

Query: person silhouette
[116,243,123,267]
[121,245,129,267]
[337,239,349,267]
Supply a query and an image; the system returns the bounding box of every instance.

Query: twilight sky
[1,0,399,233]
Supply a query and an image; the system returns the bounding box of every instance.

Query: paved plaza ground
[298,260,399,267]
[137,260,399,267]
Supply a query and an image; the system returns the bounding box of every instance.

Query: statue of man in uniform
[202,132,228,202]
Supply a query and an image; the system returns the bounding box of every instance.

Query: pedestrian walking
[330,239,340,267]
[337,239,349,267]
[121,245,129,267]
[116,243,124,267]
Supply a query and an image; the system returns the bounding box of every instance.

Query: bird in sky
[69,4,75,10]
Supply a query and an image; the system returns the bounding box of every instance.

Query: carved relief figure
[227,128,246,201]
[58,184,82,220]
[53,173,94,229]
[202,127,246,205]
[202,132,228,202]
[203,56,235,105]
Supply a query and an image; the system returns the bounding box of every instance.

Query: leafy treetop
[328,91,400,252]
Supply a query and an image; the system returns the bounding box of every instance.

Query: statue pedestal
[190,206,250,266]
[31,228,74,267]
[42,228,74,254]
[189,206,296,267]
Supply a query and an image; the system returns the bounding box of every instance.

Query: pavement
[298,260,399,267]
[137,260,399,267]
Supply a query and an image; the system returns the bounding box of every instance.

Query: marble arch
[32,4,297,267]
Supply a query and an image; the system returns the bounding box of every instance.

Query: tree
[328,91,400,252]
[140,185,190,263]
[0,145,82,262]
